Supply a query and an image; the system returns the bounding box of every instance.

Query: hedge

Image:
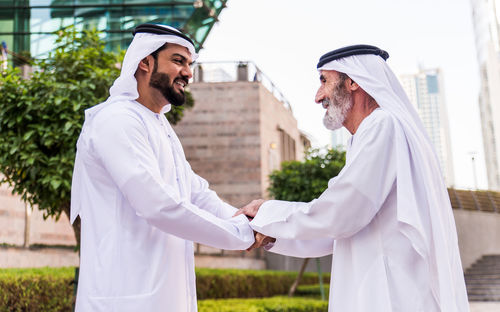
[195,268,330,299]
[198,296,328,312]
[295,284,330,298]
[0,267,74,312]
[0,267,330,310]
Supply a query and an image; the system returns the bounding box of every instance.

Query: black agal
[133,23,194,46]
[317,44,389,68]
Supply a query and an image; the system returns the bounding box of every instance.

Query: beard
[149,60,188,106]
[322,80,352,130]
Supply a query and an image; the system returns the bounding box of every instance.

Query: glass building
[0,0,227,60]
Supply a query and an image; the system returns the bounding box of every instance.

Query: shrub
[195,268,330,299]
[0,267,331,309]
[0,267,74,312]
[198,296,328,312]
[295,284,330,298]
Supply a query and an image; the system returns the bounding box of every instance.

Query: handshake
[233,199,276,251]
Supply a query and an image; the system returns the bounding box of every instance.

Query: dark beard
[149,59,186,106]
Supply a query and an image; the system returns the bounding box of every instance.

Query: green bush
[0,267,330,309]
[198,296,328,312]
[195,268,330,299]
[295,284,330,298]
[0,267,74,312]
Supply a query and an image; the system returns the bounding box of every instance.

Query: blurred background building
[0,0,225,60]
[330,128,350,151]
[400,68,455,187]
[470,0,500,190]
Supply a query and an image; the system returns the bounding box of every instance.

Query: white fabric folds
[318,55,468,311]
[250,54,469,311]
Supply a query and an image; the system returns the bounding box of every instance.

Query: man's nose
[183,65,193,80]
[315,88,324,104]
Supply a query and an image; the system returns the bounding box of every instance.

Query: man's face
[149,43,193,106]
[315,70,352,130]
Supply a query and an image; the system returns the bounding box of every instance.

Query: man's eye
[174,59,183,64]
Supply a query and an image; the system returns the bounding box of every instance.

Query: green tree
[0,27,194,248]
[268,148,346,202]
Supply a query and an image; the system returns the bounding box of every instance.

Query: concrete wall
[175,81,262,207]
[259,84,304,197]
[454,209,500,269]
[175,81,304,206]
[0,246,78,268]
[266,252,332,274]
[0,182,76,247]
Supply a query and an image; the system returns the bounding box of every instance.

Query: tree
[267,147,346,298]
[269,148,346,202]
[0,27,194,248]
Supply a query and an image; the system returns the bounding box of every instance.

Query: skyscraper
[400,68,455,187]
[330,127,350,151]
[470,0,500,190]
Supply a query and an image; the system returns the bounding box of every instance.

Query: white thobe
[71,100,254,312]
[251,108,468,312]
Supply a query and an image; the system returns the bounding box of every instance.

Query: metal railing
[192,61,292,111]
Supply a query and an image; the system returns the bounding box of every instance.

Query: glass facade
[0,0,226,59]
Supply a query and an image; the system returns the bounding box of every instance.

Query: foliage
[198,296,328,312]
[0,27,193,227]
[0,267,74,311]
[268,148,346,202]
[195,268,329,299]
[295,284,330,298]
[0,267,330,307]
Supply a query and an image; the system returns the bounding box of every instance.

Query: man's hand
[247,231,276,251]
[233,199,266,219]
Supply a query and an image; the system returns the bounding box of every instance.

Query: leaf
[50,180,61,190]
[64,121,72,132]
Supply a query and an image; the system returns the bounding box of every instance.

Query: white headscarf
[319,55,468,310]
[90,25,198,116]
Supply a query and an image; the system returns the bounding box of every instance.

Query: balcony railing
[192,61,292,111]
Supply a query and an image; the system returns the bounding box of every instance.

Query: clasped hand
[233,199,276,251]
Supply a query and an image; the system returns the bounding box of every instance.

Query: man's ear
[138,55,153,73]
[346,78,360,92]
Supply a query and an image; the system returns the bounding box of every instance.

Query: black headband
[132,23,195,47]
[317,44,389,68]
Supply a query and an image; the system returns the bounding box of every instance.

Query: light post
[469,151,478,190]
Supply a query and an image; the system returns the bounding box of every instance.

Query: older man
[236,45,469,311]
[71,24,254,312]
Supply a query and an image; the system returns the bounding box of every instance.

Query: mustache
[321,98,330,109]
[174,76,189,85]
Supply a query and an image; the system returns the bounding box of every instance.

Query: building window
[278,128,296,163]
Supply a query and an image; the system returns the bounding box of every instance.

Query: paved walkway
[470,302,500,312]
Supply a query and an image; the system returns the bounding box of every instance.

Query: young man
[71,24,254,312]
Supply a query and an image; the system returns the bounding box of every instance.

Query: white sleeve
[91,112,254,250]
[266,236,334,258]
[250,115,396,240]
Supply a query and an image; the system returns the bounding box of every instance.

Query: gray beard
[323,93,352,130]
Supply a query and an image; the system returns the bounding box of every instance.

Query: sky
[196,0,487,190]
